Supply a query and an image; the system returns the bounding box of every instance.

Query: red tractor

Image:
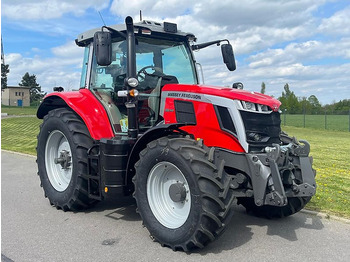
[37,16,316,251]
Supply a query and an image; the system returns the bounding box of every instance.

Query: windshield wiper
[102,26,127,39]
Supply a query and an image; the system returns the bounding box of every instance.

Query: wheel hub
[45,130,73,192]
[169,182,186,202]
[54,150,71,170]
[147,161,191,229]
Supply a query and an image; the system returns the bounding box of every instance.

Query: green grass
[283,126,350,218]
[1,114,350,218]
[1,116,41,155]
[282,114,350,132]
[1,105,38,116]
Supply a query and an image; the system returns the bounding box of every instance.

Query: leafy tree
[260,82,266,94]
[330,99,350,114]
[278,83,300,114]
[19,72,46,103]
[308,95,322,114]
[1,63,10,91]
[299,97,312,114]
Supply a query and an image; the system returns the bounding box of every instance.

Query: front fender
[37,89,114,140]
[124,123,190,193]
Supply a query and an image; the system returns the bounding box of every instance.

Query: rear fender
[37,89,114,140]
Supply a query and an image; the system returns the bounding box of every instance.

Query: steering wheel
[137,66,164,81]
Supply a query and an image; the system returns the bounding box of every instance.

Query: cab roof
[76,20,196,47]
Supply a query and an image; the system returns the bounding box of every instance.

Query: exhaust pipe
[125,16,136,80]
[125,16,138,139]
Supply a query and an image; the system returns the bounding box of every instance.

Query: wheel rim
[147,161,191,229]
[45,130,73,192]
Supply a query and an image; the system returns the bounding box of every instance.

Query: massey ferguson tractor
[36,16,316,251]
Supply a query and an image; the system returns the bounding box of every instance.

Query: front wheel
[37,108,97,211]
[133,137,235,251]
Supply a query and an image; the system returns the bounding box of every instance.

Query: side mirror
[232,82,243,89]
[53,86,64,92]
[93,31,112,66]
[221,44,236,71]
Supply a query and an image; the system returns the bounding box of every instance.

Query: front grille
[240,111,281,152]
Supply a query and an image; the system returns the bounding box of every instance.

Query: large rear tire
[37,108,97,211]
[133,137,235,251]
[238,196,311,219]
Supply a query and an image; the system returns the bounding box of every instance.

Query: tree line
[261,82,350,115]
[1,63,45,105]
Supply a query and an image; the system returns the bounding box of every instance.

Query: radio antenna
[98,11,107,26]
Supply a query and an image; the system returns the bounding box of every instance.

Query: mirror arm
[192,39,230,50]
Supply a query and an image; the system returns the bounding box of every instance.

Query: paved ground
[2,151,350,262]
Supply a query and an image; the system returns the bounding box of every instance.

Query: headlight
[241,101,272,112]
[245,102,255,110]
[127,77,139,88]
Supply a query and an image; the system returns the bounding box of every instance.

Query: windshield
[90,37,197,91]
[89,36,197,134]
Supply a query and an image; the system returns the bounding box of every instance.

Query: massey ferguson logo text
[167,92,202,100]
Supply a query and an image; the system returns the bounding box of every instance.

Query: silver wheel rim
[45,130,73,192]
[147,161,191,229]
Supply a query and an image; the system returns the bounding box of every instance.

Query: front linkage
[216,136,316,207]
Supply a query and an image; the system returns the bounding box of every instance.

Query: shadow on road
[83,196,141,222]
[199,204,324,255]
[82,197,324,254]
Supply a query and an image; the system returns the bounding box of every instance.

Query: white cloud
[319,6,350,36]
[5,41,84,93]
[110,0,192,19]
[2,0,350,104]
[2,0,110,20]
[248,38,350,69]
[51,41,83,58]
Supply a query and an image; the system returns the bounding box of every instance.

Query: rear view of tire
[133,137,235,251]
[37,108,97,211]
[238,196,311,219]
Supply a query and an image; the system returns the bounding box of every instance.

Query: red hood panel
[162,84,281,110]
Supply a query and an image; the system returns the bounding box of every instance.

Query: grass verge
[283,126,350,218]
[1,116,41,155]
[282,114,349,132]
[1,105,38,116]
[1,116,349,218]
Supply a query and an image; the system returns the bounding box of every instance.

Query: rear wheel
[238,196,311,219]
[37,108,97,211]
[133,137,235,251]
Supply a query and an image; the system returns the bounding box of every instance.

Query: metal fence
[282,110,350,132]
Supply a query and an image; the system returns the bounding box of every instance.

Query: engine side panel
[162,96,245,152]
[37,89,114,140]
[162,84,281,111]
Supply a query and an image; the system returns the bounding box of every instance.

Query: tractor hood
[162,84,281,111]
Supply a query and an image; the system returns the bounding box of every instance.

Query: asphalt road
[2,151,350,262]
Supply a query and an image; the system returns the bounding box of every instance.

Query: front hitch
[250,140,316,206]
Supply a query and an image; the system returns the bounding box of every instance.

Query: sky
[1,0,350,105]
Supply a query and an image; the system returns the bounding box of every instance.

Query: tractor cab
[76,18,235,136]
[89,35,196,133]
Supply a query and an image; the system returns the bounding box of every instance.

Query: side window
[162,45,196,84]
[90,41,127,91]
[80,46,90,88]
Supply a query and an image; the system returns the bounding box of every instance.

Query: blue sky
[1,0,350,105]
